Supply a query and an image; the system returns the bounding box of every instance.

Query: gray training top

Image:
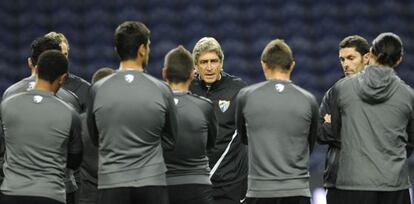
[163,91,218,185]
[236,79,318,198]
[330,65,414,191]
[87,70,178,189]
[2,75,81,112]
[1,75,82,193]
[0,90,82,203]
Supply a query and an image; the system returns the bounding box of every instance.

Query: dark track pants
[326,188,410,204]
[0,194,63,204]
[244,196,310,204]
[168,184,213,204]
[97,186,168,204]
[212,178,247,204]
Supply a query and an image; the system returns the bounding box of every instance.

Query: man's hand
[324,114,331,123]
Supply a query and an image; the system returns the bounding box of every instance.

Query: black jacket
[190,71,247,186]
[318,87,340,188]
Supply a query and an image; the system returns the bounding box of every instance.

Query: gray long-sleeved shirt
[62,73,91,113]
[2,75,81,112]
[236,79,318,198]
[330,65,414,191]
[87,70,178,189]
[164,91,218,185]
[1,75,82,193]
[0,90,82,203]
[79,112,98,184]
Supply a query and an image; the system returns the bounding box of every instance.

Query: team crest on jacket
[218,100,230,112]
[275,83,285,93]
[33,95,43,104]
[174,98,179,105]
[124,74,134,83]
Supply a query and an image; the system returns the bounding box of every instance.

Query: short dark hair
[30,36,61,66]
[372,32,403,67]
[339,35,369,55]
[92,67,115,84]
[37,50,68,83]
[164,45,194,83]
[114,21,150,61]
[261,39,294,70]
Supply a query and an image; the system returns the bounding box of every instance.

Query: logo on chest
[218,100,230,113]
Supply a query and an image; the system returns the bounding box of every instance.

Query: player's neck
[265,71,291,81]
[34,78,59,93]
[169,82,190,93]
[30,69,36,77]
[119,60,144,71]
[369,60,393,69]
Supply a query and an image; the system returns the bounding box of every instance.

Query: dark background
[1,0,414,201]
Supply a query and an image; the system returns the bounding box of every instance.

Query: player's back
[1,89,79,203]
[90,70,177,188]
[237,79,318,197]
[164,92,216,185]
[333,66,414,190]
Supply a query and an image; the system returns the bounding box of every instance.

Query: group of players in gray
[0,20,412,204]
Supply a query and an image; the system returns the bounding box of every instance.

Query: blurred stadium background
[1,1,414,203]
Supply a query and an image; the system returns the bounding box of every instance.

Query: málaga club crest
[218,100,230,112]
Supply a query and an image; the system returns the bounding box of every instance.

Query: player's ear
[367,48,376,65]
[290,61,296,71]
[28,58,34,69]
[260,60,267,72]
[58,73,68,85]
[34,65,39,75]
[362,52,370,65]
[395,56,402,67]
[162,67,167,81]
[138,44,147,58]
[190,68,196,80]
[194,62,201,74]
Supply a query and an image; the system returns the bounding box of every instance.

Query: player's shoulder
[396,78,414,101]
[3,77,34,99]
[188,92,213,105]
[91,72,117,90]
[56,88,81,113]
[3,81,24,99]
[142,72,163,84]
[222,72,247,88]
[239,81,268,97]
[54,95,80,116]
[291,83,317,105]
[68,73,91,87]
[332,75,353,91]
[184,93,214,115]
[141,72,171,92]
[1,91,27,107]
